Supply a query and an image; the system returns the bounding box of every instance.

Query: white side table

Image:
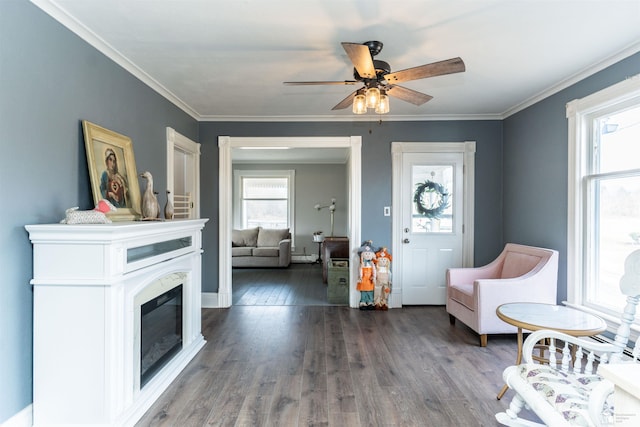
[599,363,640,426]
[495,302,607,399]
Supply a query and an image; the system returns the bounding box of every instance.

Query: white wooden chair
[496,249,640,427]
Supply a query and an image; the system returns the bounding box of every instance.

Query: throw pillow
[257,227,289,247]
[232,227,259,247]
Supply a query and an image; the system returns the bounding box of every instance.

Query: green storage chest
[327,258,349,304]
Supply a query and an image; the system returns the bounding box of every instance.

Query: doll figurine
[356,240,377,310]
[374,247,392,310]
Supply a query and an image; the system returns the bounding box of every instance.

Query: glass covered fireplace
[135,271,189,390]
[140,284,183,387]
[27,219,207,426]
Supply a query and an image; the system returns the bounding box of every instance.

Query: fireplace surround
[26,219,208,426]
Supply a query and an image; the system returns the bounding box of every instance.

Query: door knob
[403,238,410,244]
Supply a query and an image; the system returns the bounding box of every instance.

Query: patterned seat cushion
[517,364,613,426]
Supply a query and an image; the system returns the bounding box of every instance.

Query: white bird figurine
[139,171,159,220]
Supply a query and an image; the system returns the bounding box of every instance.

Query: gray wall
[199,121,504,293]
[232,163,349,255]
[0,1,198,423]
[503,52,640,302]
[2,0,638,423]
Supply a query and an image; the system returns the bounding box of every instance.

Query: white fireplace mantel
[26,219,208,427]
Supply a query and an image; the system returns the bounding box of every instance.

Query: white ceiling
[33,0,640,123]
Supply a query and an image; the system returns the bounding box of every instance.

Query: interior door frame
[391,141,476,308]
[166,127,201,218]
[217,136,362,308]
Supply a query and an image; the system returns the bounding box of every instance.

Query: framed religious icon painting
[82,120,142,221]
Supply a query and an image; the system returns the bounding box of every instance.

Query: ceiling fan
[283,41,465,113]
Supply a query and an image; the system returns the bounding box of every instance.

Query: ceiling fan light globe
[365,87,380,108]
[376,94,390,114]
[352,94,367,114]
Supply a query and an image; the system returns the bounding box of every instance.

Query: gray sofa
[232,227,291,268]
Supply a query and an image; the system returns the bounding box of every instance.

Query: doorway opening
[391,141,475,307]
[167,127,200,219]
[218,136,362,308]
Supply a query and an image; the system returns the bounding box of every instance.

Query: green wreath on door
[413,180,450,219]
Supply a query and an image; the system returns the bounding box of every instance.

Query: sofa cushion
[257,227,289,247]
[232,246,254,257]
[252,247,280,257]
[232,227,259,247]
[501,252,542,279]
[449,283,475,310]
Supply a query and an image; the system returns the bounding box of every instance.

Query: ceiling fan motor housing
[353,59,391,83]
[364,40,384,56]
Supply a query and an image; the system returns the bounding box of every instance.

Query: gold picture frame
[82,120,141,221]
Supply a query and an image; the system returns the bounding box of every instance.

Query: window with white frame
[233,169,295,237]
[567,75,640,327]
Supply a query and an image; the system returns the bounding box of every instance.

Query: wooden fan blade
[331,90,358,110]
[341,42,376,79]
[384,57,465,84]
[386,85,433,106]
[283,80,357,85]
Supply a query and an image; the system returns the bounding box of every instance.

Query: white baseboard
[389,291,402,309]
[291,255,317,263]
[202,292,218,308]
[1,405,31,427]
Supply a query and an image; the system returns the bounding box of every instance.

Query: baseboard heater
[589,334,636,359]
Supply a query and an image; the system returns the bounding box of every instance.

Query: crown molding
[30,1,640,124]
[197,113,504,122]
[30,0,200,120]
[502,41,640,118]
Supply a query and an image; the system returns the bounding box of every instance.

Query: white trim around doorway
[216,136,362,308]
[390,141,476,308]
[166,127,201,219]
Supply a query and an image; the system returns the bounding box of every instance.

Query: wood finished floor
[137,264,538,426]
[232,263,335,306]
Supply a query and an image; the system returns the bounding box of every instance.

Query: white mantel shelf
[26,219,208,427]
[27,219,208,284]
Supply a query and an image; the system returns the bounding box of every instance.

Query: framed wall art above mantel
[82,120,142,221]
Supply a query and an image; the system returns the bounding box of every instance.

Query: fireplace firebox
[140,284,183,387]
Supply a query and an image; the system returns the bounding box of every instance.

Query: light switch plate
[383,206,391,216]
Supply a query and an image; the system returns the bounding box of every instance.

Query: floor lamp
[314,198,336,237]
[313,198,336,264]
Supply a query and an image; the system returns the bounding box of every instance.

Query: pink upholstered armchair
[446,243,559,347]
